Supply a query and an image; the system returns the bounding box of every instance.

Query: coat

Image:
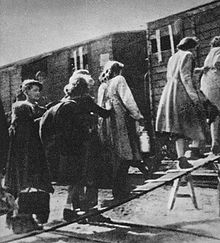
[40,95,111,185]
[200,47,220,109]
[156,50,206,140]
[100,75,143,161]
[5,101,53,197]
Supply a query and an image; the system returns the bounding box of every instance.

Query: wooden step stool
[168,172,198,210]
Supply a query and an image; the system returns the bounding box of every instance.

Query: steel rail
[89,219,220,241]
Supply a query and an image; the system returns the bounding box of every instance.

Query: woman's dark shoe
[177,157,193,170]
[63,209,79,222]
[211,144,220,155]
[36,212,49,224]
[185,147,207,160]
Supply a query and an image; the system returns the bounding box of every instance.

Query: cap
[21,79,43,92]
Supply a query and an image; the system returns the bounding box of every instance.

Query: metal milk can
[139,130,150,153]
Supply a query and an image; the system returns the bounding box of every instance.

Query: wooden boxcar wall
[85,35,113,98]
[146,0,220,124]
[0,35,114,111]
[0,66,22,112]
[112,31,148,115]
[44,34,114,102]
[0,31,147,114]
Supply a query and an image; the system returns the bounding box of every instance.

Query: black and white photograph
[0,0,220,242]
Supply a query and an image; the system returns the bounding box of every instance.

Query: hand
[136,123,145,135]
[203,100,219,125]
[136,118,145,134]
[8,125,15,136]
[98,117,103,127]
[139,125,145,133]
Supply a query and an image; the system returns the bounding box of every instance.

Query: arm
[180,53,206,103]
[90,100,111,118]
[117,76,143,121]
[9,102,33,134]
[97,83,107,107]
[82,95,111,118]
[12,103,33,124]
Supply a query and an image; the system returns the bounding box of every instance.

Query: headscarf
[177,37,199,50]
[21,79,43,92]
[99,61,124,82]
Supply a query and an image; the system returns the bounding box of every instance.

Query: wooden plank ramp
[134,154,220,211]
[133,154,220,193]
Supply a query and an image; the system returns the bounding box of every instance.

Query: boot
[63,208,79,222]
[211,144,220,155]
[185,147,207,160]
[177,157,193,170]
[130,161,149,180]
[87,209,112,223]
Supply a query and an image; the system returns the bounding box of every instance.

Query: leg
[176,138,193,169]
[112,160,130,200]
[85,184,111,223]
[186,131,207,160]
[63,184,79,221]
[211,116,220,154]
[175,138,185,158]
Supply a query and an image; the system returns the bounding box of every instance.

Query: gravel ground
[1,172,220,241]
[48,179,220,231]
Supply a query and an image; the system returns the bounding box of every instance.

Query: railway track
[3,217,220,243]
[1,154,220,243]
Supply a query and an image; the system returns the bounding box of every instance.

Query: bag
[17,188,50,224]
[11,214,42,234]
[0,189,16,216]
[203,99,219,125]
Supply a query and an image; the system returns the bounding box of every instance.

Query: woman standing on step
[156,37,216,169]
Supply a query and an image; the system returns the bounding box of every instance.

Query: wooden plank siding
[112,31,148,117]
[0,31,147,114]
[0,66,22,112]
